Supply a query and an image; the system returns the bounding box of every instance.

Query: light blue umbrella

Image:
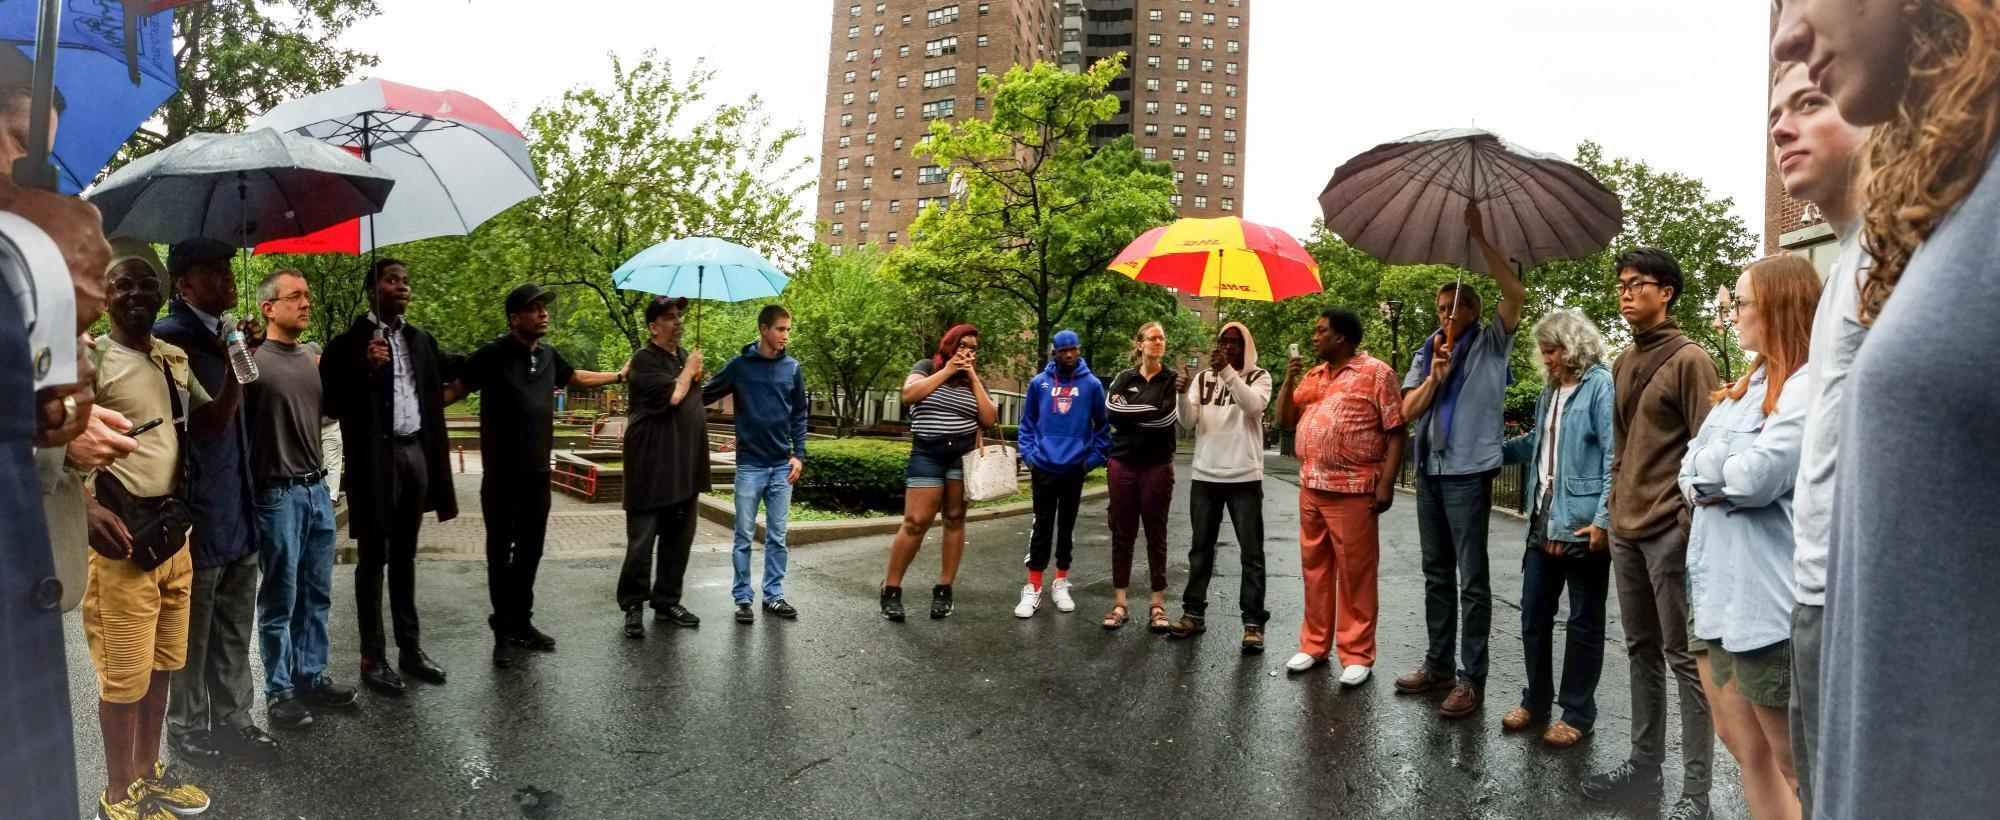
[611,236,790,346]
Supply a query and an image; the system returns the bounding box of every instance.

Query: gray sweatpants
[1610,526,1713,794]
[1789,603,1823,818]
[167,551,261,737]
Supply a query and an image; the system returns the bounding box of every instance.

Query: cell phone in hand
[1289,343,1300,359]
[124,417,164,437]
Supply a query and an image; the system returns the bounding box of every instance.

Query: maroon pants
[1108,458,1173,592]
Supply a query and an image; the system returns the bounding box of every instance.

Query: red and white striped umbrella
[246,78,539,254]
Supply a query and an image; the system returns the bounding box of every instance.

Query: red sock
[1056,569,1070,581]
[1027,570,1044,592]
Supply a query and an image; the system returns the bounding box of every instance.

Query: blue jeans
[1415,467,1496,687]
[732,464,793,604]
[255,479,336,699]
[1520,544,1611,727]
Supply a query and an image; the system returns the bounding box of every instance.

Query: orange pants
[1298,488,1379,666]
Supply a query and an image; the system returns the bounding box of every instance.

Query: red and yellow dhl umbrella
[1109,216,1321,301]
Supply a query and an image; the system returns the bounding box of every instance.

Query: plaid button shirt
[1293,354,1405,494]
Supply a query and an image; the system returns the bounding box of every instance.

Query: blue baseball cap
[1051,329,1080,350]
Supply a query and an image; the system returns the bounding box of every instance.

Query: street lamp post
[1380,300,1405,368]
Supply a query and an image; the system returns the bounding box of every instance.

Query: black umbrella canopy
[1318,128,1622,276]
[86,128,396,246]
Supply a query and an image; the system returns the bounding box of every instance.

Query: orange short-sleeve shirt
[1292,354,1406,494]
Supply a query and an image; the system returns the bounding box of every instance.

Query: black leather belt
[262,470,325,489]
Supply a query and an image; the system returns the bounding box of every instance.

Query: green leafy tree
[505,53,811,349]
[122,0,382,158]
[784,245,915,432]
[896,56,1178,372]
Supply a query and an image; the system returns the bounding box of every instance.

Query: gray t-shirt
[1819,148,2000,818]
[246,339,325,482]
[1791,225,1871,605]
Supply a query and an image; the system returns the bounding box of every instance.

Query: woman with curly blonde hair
[1773,1,2000,815]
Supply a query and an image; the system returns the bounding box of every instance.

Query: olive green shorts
[1708,640,1793,709]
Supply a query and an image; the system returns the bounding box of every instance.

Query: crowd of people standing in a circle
[3,2,1997,818]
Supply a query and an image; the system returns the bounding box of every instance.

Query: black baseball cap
[504,282,557,315]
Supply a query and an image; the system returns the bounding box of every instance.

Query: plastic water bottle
[223,313,259,384]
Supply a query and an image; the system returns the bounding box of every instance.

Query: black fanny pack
[913,432,978,458]
[93,471,191,571]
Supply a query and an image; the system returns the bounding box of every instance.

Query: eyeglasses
[111,278,161,294]
[1614,280,1663,296]
[266,292,309,304]
[1728,298,1758,315]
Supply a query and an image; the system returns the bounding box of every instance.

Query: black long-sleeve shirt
[1104,365,1180,466]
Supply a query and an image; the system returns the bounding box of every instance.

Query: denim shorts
[906,443,965,488]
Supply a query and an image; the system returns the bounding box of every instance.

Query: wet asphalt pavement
[62,456,1745,819]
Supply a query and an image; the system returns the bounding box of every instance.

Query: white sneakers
[1013,585,1042,618]
[1285,653,1320,673]
[1339,665,1372,686]
[1051,578,1076,612]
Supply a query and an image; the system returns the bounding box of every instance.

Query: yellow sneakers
[95,782,172,820]
[139,761,210,816]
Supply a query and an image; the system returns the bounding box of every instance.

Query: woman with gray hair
[1497,308,1615,749]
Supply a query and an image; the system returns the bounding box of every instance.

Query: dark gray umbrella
[1317,128,1622,277]
[86,128,396,246]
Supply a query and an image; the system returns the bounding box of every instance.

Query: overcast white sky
[345,0,1772,243]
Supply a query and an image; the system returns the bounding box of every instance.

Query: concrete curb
[695,484,1111,546]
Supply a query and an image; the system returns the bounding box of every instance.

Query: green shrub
[993,424,1018,441]
[798,438,911,513]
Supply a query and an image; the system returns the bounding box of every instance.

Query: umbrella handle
[10,0,62,191]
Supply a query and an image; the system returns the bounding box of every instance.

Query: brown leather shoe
[1500,706,1537,732]
[1240,624,1265,654]
[1542,720,1588,748]
[1393,668,1455,694]
[1439,684,1482,719]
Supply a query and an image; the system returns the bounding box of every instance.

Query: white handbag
[961,431,1019,502]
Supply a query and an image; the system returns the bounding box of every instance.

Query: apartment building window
[830,243,844,255]
[870,68,881,80]
[1203,12,1215,23]
[894,106,905,118]
[1194,172,1208,186]
[978,2,989,14]
[1223,129,1237,142]
[927,5,959,27]
[899,45,911,57]
[1176,57,1190,70]
[974,97,984,111]
[1173,170,1185,183]
[840,113,853,127]
[861,177,872,189]
[842,92,855,105]
[1170,147,1186,161]
[1178,10,1192,22]
[1174,102,1188,115]
[1221,197,1234,211]
[1198,103,1212,117]
[874,23,884,35]
[1177,35,1191,48]
[868,90,879,103]
[1200,59,1213,72]
[1148,8,1162,20]
[1223,106,1236,120]
[865,132,877,145]
[848,25,860,38]
[1172,125,1187,137]
[1195,149,1209,162]
[832,200,846,214]
[1202,37,1213,50]
[1225,61,1238,74]
[1146,78,1160,91]
[897,74,909,86]
[1147,56,1161,69]
[860,198,872,212]
[901,13,911,24]
[845,49,858,61]
[849,4,860,16]
[872,48,884,61]
[1170,194,1183,207]
[863,155,875,168]
[1147,33,1162,46]
[834,179,848,191]
[921,97,955,119]
[976,33,989,46]
[1196,126,1210,139]
[918,165,946,184]
[1227,15,1239,27]
[893,137,904,149]
[875,2,886,12]
[977,65,988,75]
[887,231,899,245]
[843,70,856,83]
[891,167,903,179]
[1143,123,1159,136]
[831,222,844,235]
[1221,175,1234,188]
[836,157,850,171]
[837,135,851,148]
[1193,195,1207,208]
[866,111,878,124]
[1222,151,1236,165]
[1225,83,1238,97]
[1200,81,1213,94]
[1175,79,1189,92]
[858,220,869,232]
[1144,101,1160,115]
[889,200,902,212]
[1226,39,1239,53]
[1142,146,1158,160]
[923,67,957,88]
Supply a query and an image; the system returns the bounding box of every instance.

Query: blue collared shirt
[1680,364,1808,652]
[1403,305,1516,476]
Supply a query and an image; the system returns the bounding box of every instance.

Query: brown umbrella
[1317,128,1622,277]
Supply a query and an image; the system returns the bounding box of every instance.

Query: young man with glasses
[1582,248,1721,820]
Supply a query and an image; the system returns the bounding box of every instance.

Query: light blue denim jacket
[1502,363,1614,551]
[1679,364,1808,652]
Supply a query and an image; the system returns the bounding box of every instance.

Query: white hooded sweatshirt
[1179,321,1272,483]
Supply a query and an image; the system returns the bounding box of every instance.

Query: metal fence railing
[1392,456,1530,516]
